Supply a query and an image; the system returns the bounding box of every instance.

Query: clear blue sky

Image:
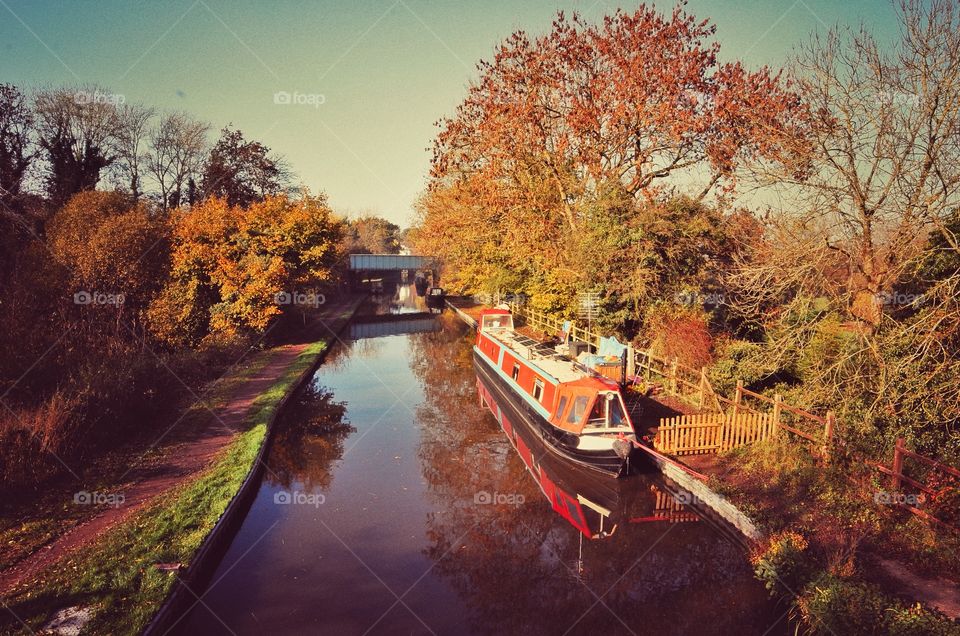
[0,0,900,226]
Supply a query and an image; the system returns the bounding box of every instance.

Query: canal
[173,286,787,635]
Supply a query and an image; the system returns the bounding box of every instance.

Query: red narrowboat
[472,308,637,477]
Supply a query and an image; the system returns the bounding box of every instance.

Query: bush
[709,339,769,395]
[0,391,84,498]
[752,531,812,596]
[797,573,959,636]
[645,304,713,369]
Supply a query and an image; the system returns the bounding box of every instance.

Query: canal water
[173,286,787,635]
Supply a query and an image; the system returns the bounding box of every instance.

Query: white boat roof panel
[484,327,589,383]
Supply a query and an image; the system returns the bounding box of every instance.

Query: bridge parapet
[348,254,435,271]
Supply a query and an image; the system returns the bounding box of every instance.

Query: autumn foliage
[418,4,807,328]
[149,194,343,345]
[0,188,345,495]
[431,5,807,203]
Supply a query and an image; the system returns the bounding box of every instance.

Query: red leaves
[431,4,809,203]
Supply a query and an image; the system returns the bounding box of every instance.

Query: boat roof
[484,325,617,388]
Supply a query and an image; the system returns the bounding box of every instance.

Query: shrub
[645,304,713,369]
[797,573,958,636]
[709,339,769,395]
[752,531,812,597]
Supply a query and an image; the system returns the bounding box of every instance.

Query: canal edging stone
[143,296,365,636]
[445,299,478,327]
[445,297,765,548]
[658,460,764,545]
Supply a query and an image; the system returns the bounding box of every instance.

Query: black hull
[473,352,631,478]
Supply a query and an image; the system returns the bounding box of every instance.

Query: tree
[344,215,401,254]
[722,0,960,453]
[110,103,155,201]
[34,87,118,207]
[200,126,288,208]
[431,6,806,224]
[0,84,34,206]
[149,193,343,345]
[147,112,209,211]
[46,190,169,319]
[743,0,960,329]
[418,4,806,315]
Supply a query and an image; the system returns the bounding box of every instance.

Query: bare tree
[147,112,209,210]
[728,0,960,438]
[745,0,960,325]
[110,103,154,201]
[0,84,35,207]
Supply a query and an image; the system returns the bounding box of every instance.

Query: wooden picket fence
[654,412,777,456]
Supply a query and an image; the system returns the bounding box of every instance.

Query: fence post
[733,380,743,418]
[669,358,679,394]
[822,411,835,458]
[645,348,653,381]
[772,393,782,434]
[626,344,635,379]
[891,437,905,491]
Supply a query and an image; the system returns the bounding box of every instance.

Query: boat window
[533,378,544,402]
[566,396,589,425]
[587,398,605,425]
[554,396,568,419]
[608,395,627,426]
[482,314,512,330]
[511,363,520,381]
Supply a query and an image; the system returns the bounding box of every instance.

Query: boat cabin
[479,308,513,331]
[549,379,631,435]
[475,308,633,435]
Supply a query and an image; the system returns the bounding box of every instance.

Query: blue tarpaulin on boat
[577,336,626,368]
[597,336,627,358]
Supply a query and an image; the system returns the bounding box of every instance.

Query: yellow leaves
[149,194,343,346]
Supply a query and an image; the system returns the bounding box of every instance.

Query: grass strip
[1,340,330,635]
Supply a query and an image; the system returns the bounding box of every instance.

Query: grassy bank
[1,339,331,635]
[711,438,960,635]
[0,350,276,573]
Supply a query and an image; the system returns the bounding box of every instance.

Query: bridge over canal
[347,253,439,290]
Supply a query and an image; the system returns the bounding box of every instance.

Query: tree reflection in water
[266,383,355,492]
[407,314,783,636]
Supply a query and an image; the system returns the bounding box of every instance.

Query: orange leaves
[150,194,343,346]
[431,4,808,203]
[46,190,169,311]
